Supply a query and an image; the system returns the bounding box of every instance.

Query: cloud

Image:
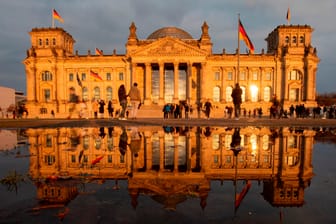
[0,0,335,93]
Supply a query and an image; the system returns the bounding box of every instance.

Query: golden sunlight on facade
[27,126,314,209]
[23,22,319,118]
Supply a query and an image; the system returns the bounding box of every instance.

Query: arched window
[226,86,233,102]
[289,70,300,80]
[292,36,297,44]
[285,36,290,44]
[39,38,43,46]
[106,87,113,101]
[94,138,101,149]
[45,38,49,46]
[83,135,90,150]
[213,86,220,102]
[299,36,304,44]
[212,134,219,150]
[262,135,269,150]
[250,85,259,102]
[264,87,271,102]
[82,87,89,101]
[42,71,52,81]
[93,87,100,100]
[52,38,56,46]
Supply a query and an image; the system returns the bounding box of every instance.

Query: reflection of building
[36,181,78,205]
[0,129,27,150]
[23,22,319,118]
[26,126,315,209]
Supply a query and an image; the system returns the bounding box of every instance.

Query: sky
[0,0,335,94]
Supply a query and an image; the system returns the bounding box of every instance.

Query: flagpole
[237,13,240,84]
[52,9,55,28]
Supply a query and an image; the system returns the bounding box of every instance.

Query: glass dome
[147,27,193,40]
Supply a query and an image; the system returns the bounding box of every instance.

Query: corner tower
[23,27,76,115]
[266,25,319,108]
[27,27,75,57]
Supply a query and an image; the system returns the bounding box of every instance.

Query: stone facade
[23,22,319,118]
[27,126,314,208]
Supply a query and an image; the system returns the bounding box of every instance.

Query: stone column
[173,134,179,173]
[144,63,152,105]
[173,63,179,103]
[26,67,36,102]
[260,68,264,101]
[131,63,137,86]
[159,62,165,105]
[144,131,152,171]
[186,62,192,104]
[200,63,206,102]
[220,67,225,103]
[159,132,164,172]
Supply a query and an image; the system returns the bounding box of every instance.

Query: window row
[40,71,125,82]
[213,71,273,81]
[285,35,305,45]
[38,38,57,46]
[69,72,124,81]
[212,86,272,103]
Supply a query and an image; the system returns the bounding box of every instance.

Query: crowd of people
[66,82,142,120]
[3,81,336,120]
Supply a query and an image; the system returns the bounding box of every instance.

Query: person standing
[118,84,127,119]
[92,100,99,119]
[127,82,141,119]
[231,83,242,119]
[107,100,114,118]
[204,99,212,119]
[98,99,105,118]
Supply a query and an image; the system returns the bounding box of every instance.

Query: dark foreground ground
[1,117,336,128]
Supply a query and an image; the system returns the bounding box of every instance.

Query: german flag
[52,9,64,23]
[95,48,103,55]
[90,70,103,81]
[239,19,254,54]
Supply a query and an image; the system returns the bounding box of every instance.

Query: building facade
[23,22,319,118]
[27,126,314,208]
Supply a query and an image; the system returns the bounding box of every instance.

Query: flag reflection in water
[24,126,314,211]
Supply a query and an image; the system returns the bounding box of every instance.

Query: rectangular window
[119,72,124,81]
[214,71,220,81]
[288,136,298,148]
[213,155,219,163]
[252,72,258,81]
[289,88,299,101]
[81,73,86,81]
[71,155,76,163]
[108,155,112,163]
[240,72,245,81]
[227,72,233,81]
[120,154,125,163]
[106,72,111,80]
[45,155,55,165]
[69,73,74,81]
[265,72,271,81]
[46,135,52,147]
[40,108,48,114]
[44,89,51,102]
[290,71,299,80]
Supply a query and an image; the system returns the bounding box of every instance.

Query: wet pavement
[0,124,336,223]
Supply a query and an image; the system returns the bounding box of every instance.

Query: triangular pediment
[131,37,207,57]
